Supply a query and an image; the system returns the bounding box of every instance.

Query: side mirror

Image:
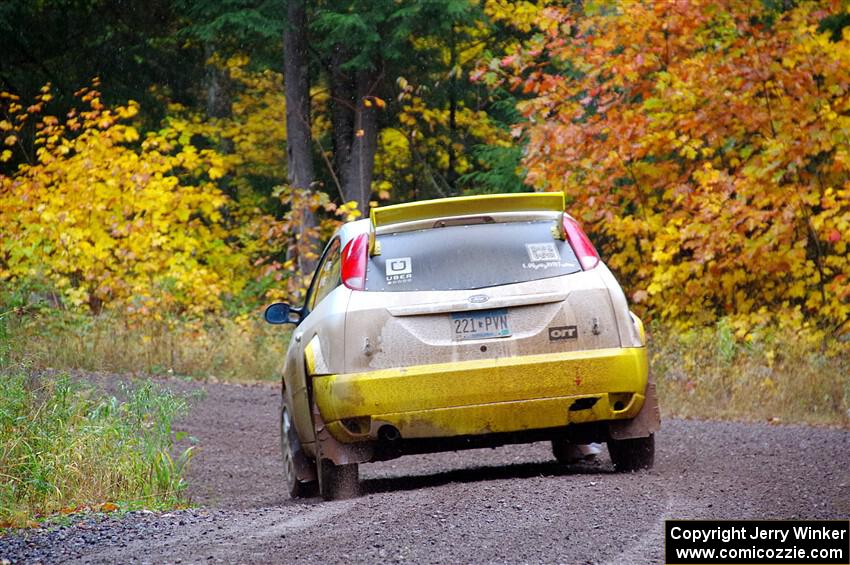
[264,303,302,325]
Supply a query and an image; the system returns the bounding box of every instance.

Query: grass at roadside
[651,321,850,427]
[0,369,194,529]
[1,310,199,529]
[3,309,288,382]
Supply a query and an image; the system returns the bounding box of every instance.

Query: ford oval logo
[468,294,489,304]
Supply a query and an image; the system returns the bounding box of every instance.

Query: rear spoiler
[370,193,566,229]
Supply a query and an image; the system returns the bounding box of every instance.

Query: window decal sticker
[385,257,413,285]
[526,243,561,263]
[548,325,578,341]
[523,242,577,270]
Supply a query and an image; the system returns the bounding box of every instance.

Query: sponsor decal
[526,242,561,263]
[548,325,578,341]
[522,242,577,270]
[385,257,413,285]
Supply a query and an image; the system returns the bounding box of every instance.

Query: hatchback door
[343,214,623,374]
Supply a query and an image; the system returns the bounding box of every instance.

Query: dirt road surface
[2,378,849,564]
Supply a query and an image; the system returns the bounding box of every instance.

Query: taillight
[341,233,369,290]
[563,214,600,270]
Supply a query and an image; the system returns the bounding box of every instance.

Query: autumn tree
[280,0,550,210]
[292,0,479,211]
[488,0,850,335]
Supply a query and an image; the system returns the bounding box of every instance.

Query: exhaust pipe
[378,425,401,442]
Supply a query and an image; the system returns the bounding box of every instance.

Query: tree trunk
[204,44,233,120]
[284,0,317,275]
[340,70,380,213]
[446,25,458,193]
[330,45,355,186]
[204,44,236,197]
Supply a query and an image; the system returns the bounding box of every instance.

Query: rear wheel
[607,434,655,472]
[280,406,316,498]
[318,458,359,501]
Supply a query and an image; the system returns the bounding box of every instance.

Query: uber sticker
[548,325,578,341]
[385,257,413,285]
[526,242,561,263]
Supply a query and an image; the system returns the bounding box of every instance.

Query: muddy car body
[266,193,660,499]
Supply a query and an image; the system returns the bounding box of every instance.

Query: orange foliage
[491,0,850,335]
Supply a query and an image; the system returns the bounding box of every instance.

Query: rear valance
[370,193,566,228]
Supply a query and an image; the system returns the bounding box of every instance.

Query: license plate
[450,308,511,341]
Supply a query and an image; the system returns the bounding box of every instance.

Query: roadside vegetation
[651,322,849,427]
[0,317,195,529]
[4,309,287,382]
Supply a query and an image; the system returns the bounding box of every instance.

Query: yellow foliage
[0,72,348,318]
[0,86,249,316]
[374,92,512,196]
[483,0,555,33]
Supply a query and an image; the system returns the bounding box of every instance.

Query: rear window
[365,220,582,292]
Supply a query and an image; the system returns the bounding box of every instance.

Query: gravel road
[2,377,848,564]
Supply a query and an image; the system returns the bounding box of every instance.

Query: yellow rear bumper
[313,347,648,442]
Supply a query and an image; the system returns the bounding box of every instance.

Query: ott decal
[548,325,578,341]
[385,257,413,285]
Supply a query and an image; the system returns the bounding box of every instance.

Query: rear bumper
[313,347,648,443]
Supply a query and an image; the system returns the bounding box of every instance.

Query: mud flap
[290,430,318,484]
[608,375,661,440]
[313,401,374,466]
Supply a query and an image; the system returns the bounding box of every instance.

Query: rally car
[265,193,660,500]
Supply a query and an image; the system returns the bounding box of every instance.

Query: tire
[318,458,359,501]
[280,406,317,498]
[607,434,655,472]
[551,439,579,464]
